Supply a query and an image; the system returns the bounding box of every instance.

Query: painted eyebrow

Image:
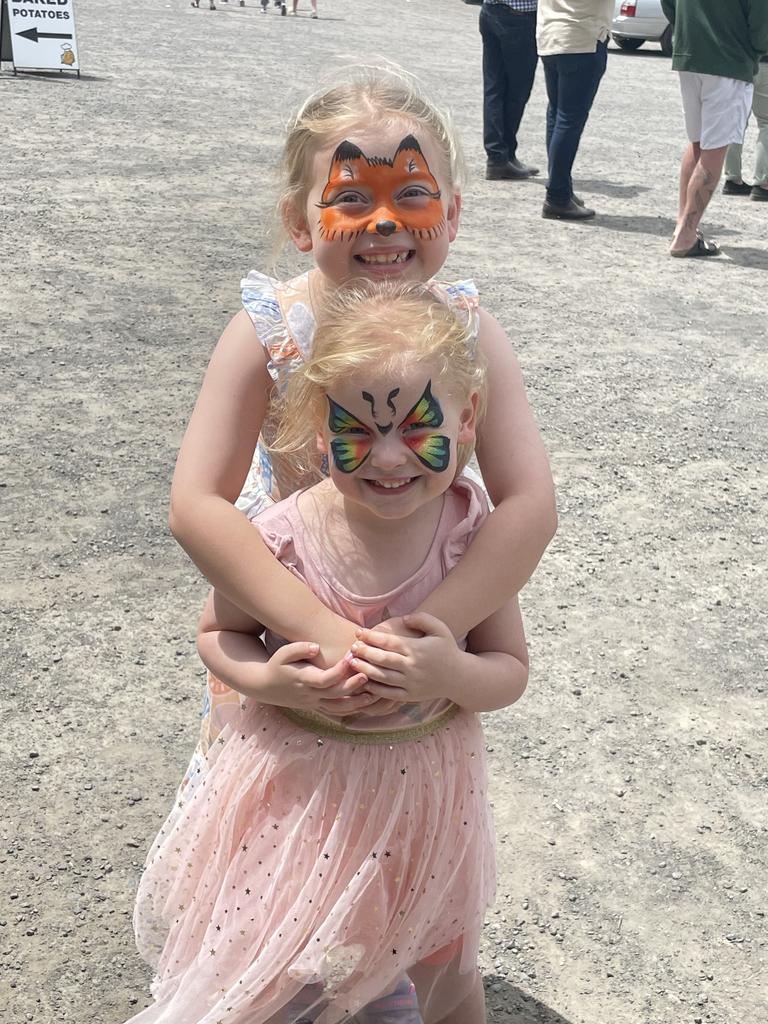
[396,381,444,430]
[327,396,371,434]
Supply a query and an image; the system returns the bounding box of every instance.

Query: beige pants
[725,63,768,186]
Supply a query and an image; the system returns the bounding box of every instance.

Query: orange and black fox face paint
[316,135,446,243]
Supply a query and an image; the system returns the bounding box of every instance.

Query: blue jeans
[479,2,538,164]
[542,40,608,203]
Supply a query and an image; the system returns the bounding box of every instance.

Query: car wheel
[660,24,673,57]
[613,35,645,51]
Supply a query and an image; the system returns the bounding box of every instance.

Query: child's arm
[196,589,375,715]
[349,600,528,714]
[169,310,361,667]
[410,308,556,636]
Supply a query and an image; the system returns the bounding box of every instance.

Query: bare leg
[671,144,727,253]
[409,963,485,1024]
[677,141,700,223]
[433,972,485,1024]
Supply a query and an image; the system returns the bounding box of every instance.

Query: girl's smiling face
[289,122,461,286]
[317,362,478,523]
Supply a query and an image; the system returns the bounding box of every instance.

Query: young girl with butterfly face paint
[132,284,528,1024]
[168,65,555,772]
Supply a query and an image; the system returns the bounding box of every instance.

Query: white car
[611,0,673,57]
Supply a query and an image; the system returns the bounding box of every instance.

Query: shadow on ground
[485,977,573,1024]
[591,213,739,238]
[608,46,669,59]
[723,245,768,270]
[577,178,651,199]
[0,70,96,83]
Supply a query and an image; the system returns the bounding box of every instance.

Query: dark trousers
[542,40,608,203]
[479,3,538,165]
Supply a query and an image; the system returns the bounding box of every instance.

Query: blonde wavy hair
[275,62,466,256]
[270,281,486,482]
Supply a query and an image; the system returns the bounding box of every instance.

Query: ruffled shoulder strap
[241,270,311,380]
[429,278,480,353]
[241,270,284,351]
[240,270,282,333]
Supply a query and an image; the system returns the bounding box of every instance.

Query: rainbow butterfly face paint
[399,382,451,472]
[326,381,451,476]
[327,398,373,473]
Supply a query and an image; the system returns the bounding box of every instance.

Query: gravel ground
[2,1,766,1022]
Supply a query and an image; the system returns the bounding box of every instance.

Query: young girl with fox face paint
[169,66,554,733]
[132,284,529,1024]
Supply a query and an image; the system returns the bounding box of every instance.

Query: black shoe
[722,179,752,196]
[546,183,585,206]
[486,159,537,180]
[510,157,539,176]
[750,184,768,201]
[542,197,595,220]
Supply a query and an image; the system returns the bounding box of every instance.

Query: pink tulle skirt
[129,701,495,1024]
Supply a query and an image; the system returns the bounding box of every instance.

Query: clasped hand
[262,613,458,717]
[258,642,374,717]
[347,612,460,706]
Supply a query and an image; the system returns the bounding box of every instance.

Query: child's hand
[347,613,462,704]
[369,616,422,640]
[260,643,376,717]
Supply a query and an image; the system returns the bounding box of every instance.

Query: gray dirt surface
[2,1,767,1022]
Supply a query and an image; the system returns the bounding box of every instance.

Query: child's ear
[316,431,328,454]
[456,390,479,444]
[283,199,314,253]
[446,191,462,243]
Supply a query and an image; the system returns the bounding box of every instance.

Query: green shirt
[661,0,768,84]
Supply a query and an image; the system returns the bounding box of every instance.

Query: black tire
[660,24,673,57]
[613,35,645,51]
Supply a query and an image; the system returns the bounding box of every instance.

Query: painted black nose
[376,220,397,237]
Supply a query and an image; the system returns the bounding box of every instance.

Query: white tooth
[361,252,408,265]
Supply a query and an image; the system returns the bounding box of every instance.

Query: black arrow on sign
[16,27,73,43]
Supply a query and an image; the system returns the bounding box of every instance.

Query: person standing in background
[479,0,541,181]
[662,0,768,257]
[536,0,614,221]
[292,0,318,16]
[723,56,768,202]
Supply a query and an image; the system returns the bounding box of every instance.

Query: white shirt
[537,0,614,55]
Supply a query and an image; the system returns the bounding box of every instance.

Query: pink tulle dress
[129,479,496,1024]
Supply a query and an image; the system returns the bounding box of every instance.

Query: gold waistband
[279,704,460,745]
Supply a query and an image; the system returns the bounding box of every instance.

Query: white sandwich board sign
[2,0,80,75]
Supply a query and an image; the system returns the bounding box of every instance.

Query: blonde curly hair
[270,281,486,481]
